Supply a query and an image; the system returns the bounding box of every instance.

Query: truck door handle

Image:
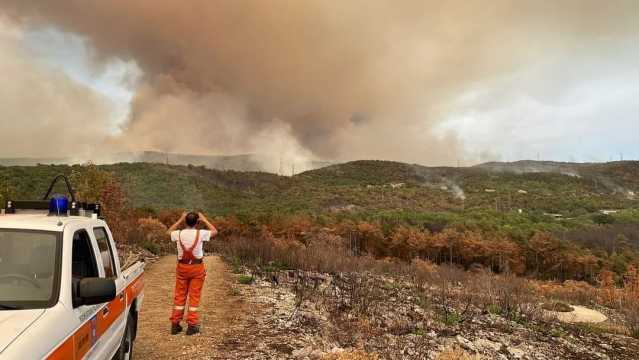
[102,306,110,317]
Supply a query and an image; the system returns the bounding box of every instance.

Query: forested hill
[1,160,638,218]
[0,151,331,173]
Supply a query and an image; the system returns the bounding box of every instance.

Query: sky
[0,1,637,168]
[436,40,639,163]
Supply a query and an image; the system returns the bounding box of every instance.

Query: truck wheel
[116,312,135,360]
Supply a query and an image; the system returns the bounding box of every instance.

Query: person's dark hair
[185,212,199,227]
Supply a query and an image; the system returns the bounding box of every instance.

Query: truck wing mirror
[74,278,116,307]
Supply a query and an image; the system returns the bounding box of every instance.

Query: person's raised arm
[198,212,218,237]
[167,212,188,236]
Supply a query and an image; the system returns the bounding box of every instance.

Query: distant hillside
[0,151,332,173]
[1,160,638,219]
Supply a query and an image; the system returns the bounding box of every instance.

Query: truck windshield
[0,229,61,310]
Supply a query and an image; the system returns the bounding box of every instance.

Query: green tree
[0,170,17,205]
[592,213,615,225]
[69,163,112,202]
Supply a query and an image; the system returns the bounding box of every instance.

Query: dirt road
[135,255,251,359]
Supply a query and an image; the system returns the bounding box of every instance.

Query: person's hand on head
[168,212,190,235]
[196,212,217,236]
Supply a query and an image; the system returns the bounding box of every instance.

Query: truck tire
[115,312,135,360]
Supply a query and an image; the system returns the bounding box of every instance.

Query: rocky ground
[135,255,639,359]
[233,268,639,359]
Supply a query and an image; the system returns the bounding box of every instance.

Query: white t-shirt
[171,229,212,260]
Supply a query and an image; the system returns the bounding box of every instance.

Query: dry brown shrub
[471,272,541,321]
[220,236,281,267]
[335,274,382,316]
[211,216,247,237]
[534,280,598,306]
[436,345,482,360]
[156,209,184,228]
[300,233,351,273]
[621,301,639,338]
[136,217,171,253]
[276,214,313,239]
[622,265,639,337]
[412,258,437,290]
[430,265,474,324]
[218,228,416,280]
[497,275,532,311]
[598,270,619,307]
[323,350,379,360]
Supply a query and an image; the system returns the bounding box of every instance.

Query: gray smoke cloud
[0,18,112,159]
[1,1,638,168]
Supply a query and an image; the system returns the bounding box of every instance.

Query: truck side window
[72,230,98,279]
[94,227,116,278]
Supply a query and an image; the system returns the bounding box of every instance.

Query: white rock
[508,347,525,359]
[292,346,313,359]
[474,338,502,352]
[456,335,476,352]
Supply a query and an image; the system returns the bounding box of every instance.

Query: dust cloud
[1,1,638,170]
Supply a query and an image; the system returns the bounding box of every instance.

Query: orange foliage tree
[390,226,428,260]
[598,269,618,307]
[100,178,134,244]
[527,232,560,277]
[356,221,387,256]
[622,265,639,337]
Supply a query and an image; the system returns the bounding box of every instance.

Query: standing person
[166,211,218,335]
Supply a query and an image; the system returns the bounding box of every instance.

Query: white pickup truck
[0,176,145,360]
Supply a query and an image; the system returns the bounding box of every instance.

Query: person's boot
[171,323,183,335]
[186,325,200,335]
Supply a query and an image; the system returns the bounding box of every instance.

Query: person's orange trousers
[170,263,206,325]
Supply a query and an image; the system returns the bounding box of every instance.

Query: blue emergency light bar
[3,199,102,217]
[49,196,69,216]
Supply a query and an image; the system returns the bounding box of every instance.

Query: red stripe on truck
[127,274,144,306]
[96,292,125,338]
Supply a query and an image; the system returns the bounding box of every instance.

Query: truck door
[91,227,127,359]
[70,229,102,359]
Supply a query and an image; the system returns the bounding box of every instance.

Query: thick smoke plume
[1,1,638,169]
[0,18,112,159]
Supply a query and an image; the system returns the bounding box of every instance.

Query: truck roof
[0,212,100,232]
